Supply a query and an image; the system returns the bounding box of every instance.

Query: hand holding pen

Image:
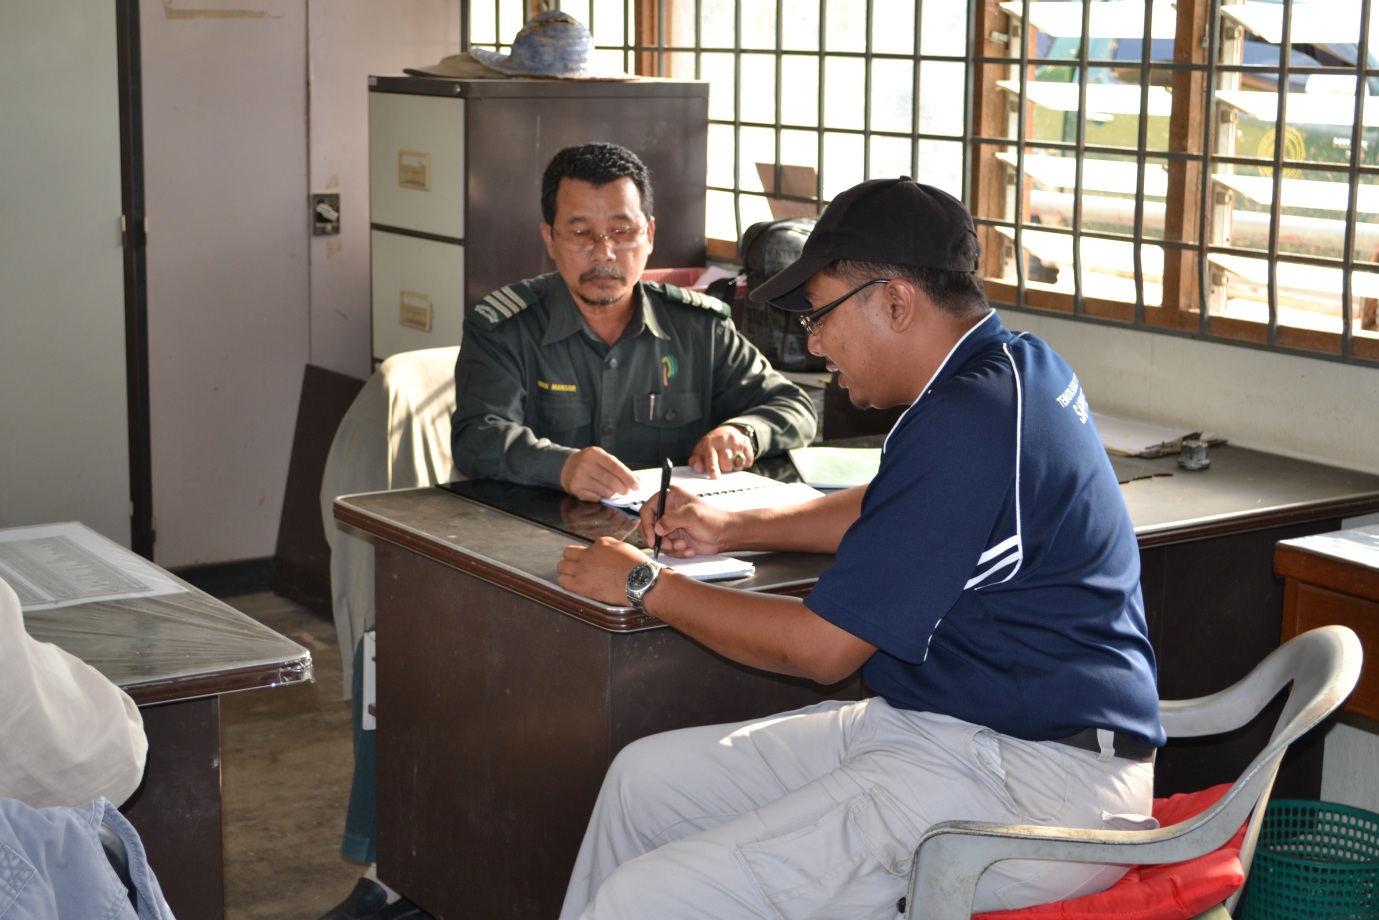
[639,482,733,559]
[652,457,672,560]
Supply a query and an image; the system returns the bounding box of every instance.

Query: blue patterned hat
[470,11,595,79]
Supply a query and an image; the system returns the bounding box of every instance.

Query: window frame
[614,0,976,261]
[606,0,1379,366]
[973,0,1379,365]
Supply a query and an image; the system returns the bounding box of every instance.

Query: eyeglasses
[550,223,649,252]
[797,278,891,337]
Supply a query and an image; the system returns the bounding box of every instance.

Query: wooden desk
[14,527,312,920]
[1276,525,1379,722]
[337,487,857,920]
[1117,448,1379,799]
[336,444,1379,920]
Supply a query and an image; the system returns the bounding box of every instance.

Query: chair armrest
[905,629,1363,920]
[904,775,1265,920]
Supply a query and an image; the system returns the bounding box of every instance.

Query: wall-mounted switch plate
[312,193,341,236]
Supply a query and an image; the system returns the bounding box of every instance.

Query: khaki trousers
[559,698,1155,920]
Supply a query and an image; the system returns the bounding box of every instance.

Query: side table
[1276,525,1379,721]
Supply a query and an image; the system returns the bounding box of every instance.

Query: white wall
[140,0,455,567]
[1005,311,1378,476]
[307,4,460,381]
[0,0,131,546]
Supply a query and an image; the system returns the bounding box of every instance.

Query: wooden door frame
[116,0,154,559]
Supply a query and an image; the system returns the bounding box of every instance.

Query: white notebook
[603,466,825,512]
[653,551,756,581]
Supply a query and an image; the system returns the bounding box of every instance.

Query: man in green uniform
[451,142,817,500]
[319,143,818,920]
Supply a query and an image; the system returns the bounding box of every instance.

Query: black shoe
[378,897,432,920]
[375,899,427,920]
[319,879,431,920]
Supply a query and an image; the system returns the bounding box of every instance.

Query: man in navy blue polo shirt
[554,177,1164,920]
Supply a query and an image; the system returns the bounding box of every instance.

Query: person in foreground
[451,141,816,501]
[1,574,147,808]
[1,574,175,917]
[554,176,1165,919]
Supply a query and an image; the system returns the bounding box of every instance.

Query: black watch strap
[728,422,759,455]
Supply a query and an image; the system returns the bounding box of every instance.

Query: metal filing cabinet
[367,75,710,362]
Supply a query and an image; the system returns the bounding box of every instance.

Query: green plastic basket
[1238,800,1379,919]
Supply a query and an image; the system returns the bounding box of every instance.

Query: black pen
[653,457,672,560]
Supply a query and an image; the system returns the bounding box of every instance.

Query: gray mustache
[580,265,626,283]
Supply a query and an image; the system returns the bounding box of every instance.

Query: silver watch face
[628,563,656,593]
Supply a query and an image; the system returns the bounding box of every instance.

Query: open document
[0,521,184,611]
[602,466,825,513]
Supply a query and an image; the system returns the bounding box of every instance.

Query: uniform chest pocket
[638,392,704,430]
[533,390,593,434]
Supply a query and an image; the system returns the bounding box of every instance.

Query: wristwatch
[626,561,666,612]
[727,421,759,456]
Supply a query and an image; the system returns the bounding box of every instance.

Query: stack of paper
[655,551,756,581]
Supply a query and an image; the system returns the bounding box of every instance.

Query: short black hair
[826,259,990,319]
[541,142,654,224]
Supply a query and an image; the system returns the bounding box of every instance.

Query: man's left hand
[689,425,755,477]
[556,536,647,605]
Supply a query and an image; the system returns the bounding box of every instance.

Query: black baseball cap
[750,177,980,312]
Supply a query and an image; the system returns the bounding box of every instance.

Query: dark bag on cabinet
[737,217,824,372]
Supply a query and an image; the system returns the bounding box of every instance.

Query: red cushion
[972,784,1245,920]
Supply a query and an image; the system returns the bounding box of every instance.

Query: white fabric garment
[0,577,148,808]
[320,346,462,698]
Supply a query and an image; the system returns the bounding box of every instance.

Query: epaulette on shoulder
[469,280,542,330]
[648,281,732,320]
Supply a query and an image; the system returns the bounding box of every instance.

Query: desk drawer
[1284,581,1379,721]
[370,229,465,362]
[369,92,464,240]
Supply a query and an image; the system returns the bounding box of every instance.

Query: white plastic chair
[319,345,462,697]
[904,625,1364,920]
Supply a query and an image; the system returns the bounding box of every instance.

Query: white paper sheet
[0,522,184,611]
[1093,413,1221,458]
[656,552,756,581]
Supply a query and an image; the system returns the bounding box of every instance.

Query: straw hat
[404,51,502,80]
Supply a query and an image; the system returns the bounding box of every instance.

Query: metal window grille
[472,1,970,257]
[472,0,1379,366]
[972,0,1379,364]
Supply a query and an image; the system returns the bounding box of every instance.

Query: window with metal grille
[471,0,970,259]
[976,0,1379,364]
[472,0,1379,366]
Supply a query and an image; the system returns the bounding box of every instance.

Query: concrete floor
[219,592,365,920]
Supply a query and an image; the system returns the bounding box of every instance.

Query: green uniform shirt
[452,272,817,489]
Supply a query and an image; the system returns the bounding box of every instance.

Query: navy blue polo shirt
[806,312,1164,748]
